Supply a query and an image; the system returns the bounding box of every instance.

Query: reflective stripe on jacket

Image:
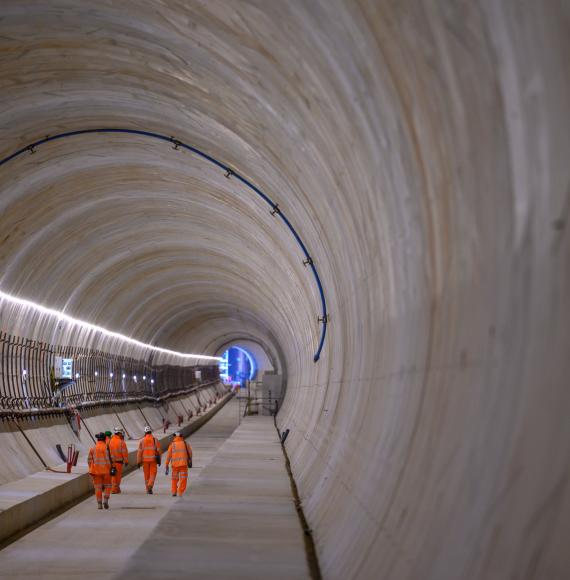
[109,434,129,463]
[137,434,161,463]
[165,437,192,468]
[88,441,112,475]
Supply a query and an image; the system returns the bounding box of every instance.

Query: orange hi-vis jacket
[165,436,192,468]
[88,441,112,475]
[109,434,129,464]
[137,434,161,463]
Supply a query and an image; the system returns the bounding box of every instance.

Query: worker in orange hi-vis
[137,425,161,494]
[88,432,114,509]
[164,431,192,497]
[109,427,129,493]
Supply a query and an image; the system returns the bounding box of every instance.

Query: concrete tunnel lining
[0,127,328,362]
[0,133,317,365]
[0,1,569,579]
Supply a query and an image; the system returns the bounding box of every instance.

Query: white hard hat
[173,431,182,437]
[114,426,122,433]
[144,425,152,433]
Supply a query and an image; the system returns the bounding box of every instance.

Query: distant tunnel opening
[219,345,257,385]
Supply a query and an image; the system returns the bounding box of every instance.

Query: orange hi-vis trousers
[171,466,188,496]
[143,462,158,489]
[111,463,124,493]
[91,474,111,502]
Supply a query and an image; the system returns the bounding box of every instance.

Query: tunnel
[0,2,568,579]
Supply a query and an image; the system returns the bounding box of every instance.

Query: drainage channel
[275,416,323,580]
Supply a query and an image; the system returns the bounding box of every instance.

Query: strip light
[0,289,222,361]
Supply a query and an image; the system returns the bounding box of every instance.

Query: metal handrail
[0,380,221,418]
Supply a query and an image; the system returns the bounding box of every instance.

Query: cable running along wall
[0,128,329,362]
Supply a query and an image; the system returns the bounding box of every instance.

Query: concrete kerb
[0,391,234,547]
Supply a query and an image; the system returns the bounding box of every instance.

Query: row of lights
[86,372,155,384]
[22,369,154,384]
[0,289,221,361]
[94,371,152,381]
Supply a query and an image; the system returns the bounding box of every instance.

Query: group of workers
[87,425,193,510]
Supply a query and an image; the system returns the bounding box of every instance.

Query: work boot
[147,487,153,494]
[103,500,109,510]
[172,493,177,497]
[97,502,103,510]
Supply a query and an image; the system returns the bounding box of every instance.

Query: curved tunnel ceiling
[0,0,337,368]
[0,129,327,360]
[1,1,569,578]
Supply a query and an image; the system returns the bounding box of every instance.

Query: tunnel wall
[276,3,570,579]
[0,2,568,580]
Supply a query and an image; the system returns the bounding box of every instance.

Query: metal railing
[0,330,219,414]
[237,390,282,422]
[0,380,224,419]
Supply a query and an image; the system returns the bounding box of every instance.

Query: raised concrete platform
[0,388,232,548]
[118,414,310,580]
[0,398,241,579]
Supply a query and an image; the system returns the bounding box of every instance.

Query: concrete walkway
[118,415,310,580]
[0,399,241,579]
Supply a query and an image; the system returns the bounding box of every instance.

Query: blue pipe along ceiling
[0,128,328,362]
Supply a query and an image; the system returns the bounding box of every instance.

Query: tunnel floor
[120,407,310,580]
[0,399,308,579]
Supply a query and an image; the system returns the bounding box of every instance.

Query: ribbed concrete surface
[0,399,240,579]
[0,2,568,579]
[119,410,309,580]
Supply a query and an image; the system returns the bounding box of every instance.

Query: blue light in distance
[219,346,257,383]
